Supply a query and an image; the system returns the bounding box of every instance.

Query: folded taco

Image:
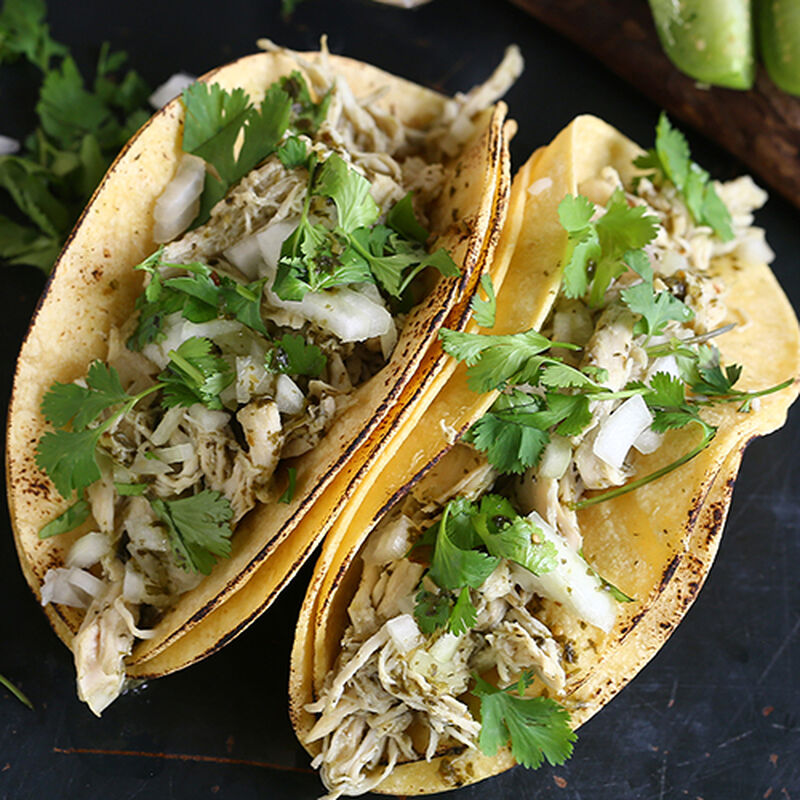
[5,41,519,714]
[289,114,800,797]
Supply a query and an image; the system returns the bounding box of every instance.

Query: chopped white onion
[538,435,572,480]
[225,233,266,280]
[275,374,305,415]
[256,219,300,273]
[150,405,185,446]
[122,563,148,604]
[512,512,617,632]
[68,568,105,600]
[633,426,664,455]
[290,287,392,342]
[385,614,423,655]
[153,443,195,463]
[41,568,87,608]
[428,631,462,664]
[363,515,414,565]
[0,135,20,155]
[130,452,172,475]
[658,249,688,276]
[40,567,105,608]
[593,394,653,471]
[67,532,111,569]
[647,355,681,382]
[187,404,229,433]
[152,153,206,243]
[148,72,196,109]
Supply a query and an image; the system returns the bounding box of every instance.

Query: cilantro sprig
[635,113,734,242]
[472,672,575,769]
[412,496,556,635]
[127,249,269,350]
[0,0,151,272]
[150,490,233,575]
[559,190,658,307]
[36,348,231,501]
[0,672,33,710]
[273,157,459,303]
[181,71,329,226]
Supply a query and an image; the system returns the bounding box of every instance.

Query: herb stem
[0,673,33,710]
[692,377,795,406]
[571,422,716,510]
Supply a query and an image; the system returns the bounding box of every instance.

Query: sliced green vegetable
[758,0,800,95]
[649,0,755,89]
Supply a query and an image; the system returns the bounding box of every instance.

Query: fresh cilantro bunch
[127,249,270,350]
[0,0,151,272]
[411,495,557,635]
[272,149,459,303]
[472,671,575,768]
[180,71,330,226]
[635,112,734,242]
[558,190,659,307]
[35,357,237,572]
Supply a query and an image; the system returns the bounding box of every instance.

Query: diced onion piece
[148,72,195,109]
[527,176,552,196]
[187,404,229,433]
[225,233,266,280]
[256,220,299,272]
[512,512,617,632]
[152,154,206,243]
[385,614,423,655]
[150,405,185,446]
[648,355,681,381]
[634,426,664,455]
[67,532,111,569]
[153,443,195,463]
[275,374,305,415]
[593,394,653,471]
[659,249,688,276]
[297,287,393,342]
[130,452,172,475]
[41,568,87,608]
[363,515,414,564]
[538,435,572,480]
[429,631,461,664]
[68,568,105,600]
[733,230,774,266]
[122,563,148,604]
[0,135,20,155]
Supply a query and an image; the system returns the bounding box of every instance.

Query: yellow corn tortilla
[5,51,511,673]
[289,115,800,793]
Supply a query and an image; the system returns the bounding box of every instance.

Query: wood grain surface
[511,0,800,210]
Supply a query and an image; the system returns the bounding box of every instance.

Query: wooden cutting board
[511,0,800,211]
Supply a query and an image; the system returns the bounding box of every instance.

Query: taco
[289,114,800,797]
[5,41,519,714]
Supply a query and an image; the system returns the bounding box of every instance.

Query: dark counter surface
[2,1,798,798]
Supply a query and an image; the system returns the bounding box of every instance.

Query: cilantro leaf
[386,191,429,244]
[159,337,233,410]
[635,113,734,241]
[0,0,67,71]
[449,587,478,635]
[414,586,451,635]
[471,273,497,328]
[278,466,297,504]
[150,491,233,575]
[690,345,742,396]
[559,191,658,306]
[439,328,558,393]
[35,427,103,498]
[315,153,379,233]
[473,675,576,768]
[478,516,558,575]
[182,81,291,225]
[268,333,327,378]
[38,498,90,539]
[280,71,331,135]
[277,135,309,169]
[620,280,694,337]
[466,396,551,474]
